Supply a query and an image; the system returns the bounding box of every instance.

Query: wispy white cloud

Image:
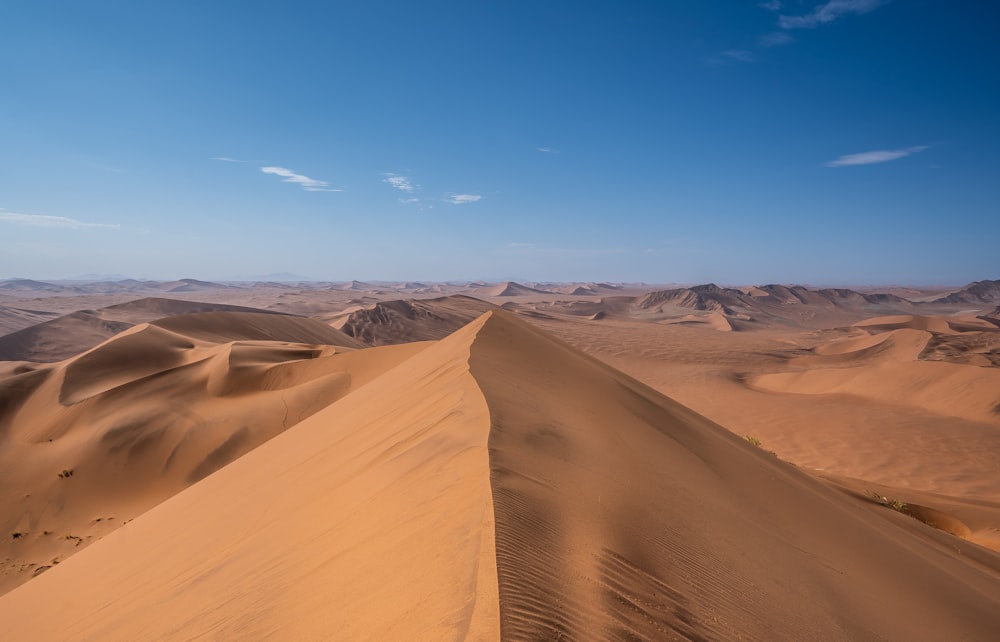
[260,166,341,192]
[759,0,782,10]
[779,0,886,29]
[758,31,794,47]
[825,145,928,167]
[383,173,417,193]
[721,49,755,63]
[446,194,482,205]
[399,197,420,204]
[537,147,560,154]
[0,209,119,229]
[212,156,248,163]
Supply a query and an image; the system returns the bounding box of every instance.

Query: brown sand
[0,312,417,594]
[334,294,496,345]
[1,311,999,639]
[0,299,339,363]
[2,281,1000,639]
[0,304,59,335]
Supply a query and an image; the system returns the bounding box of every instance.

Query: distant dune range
[0,277,233,295]
[335,295,497,345]
[330,280,1000,347]
[1,311,999,640]
[930,279,1000,305]
[0,298,303,362]
[751,316,1000,422]
[0,305,59,336]
[1,278,999,639]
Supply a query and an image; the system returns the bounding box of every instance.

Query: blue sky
[1,0,998,284]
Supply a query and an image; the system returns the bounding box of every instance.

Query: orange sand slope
[1,311,999,640]
[753,315,1000,422]
[0,311,417,595]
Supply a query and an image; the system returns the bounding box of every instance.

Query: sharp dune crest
[1,311,999,640]
[476,281,553,297]
[0,313,500,640]
[470,312,1000,640]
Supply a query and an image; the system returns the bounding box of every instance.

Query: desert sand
[0,278,998,639]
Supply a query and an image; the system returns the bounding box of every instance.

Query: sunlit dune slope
[753,316,1000,422]
[0,311,417,595]
[1,312,999,640]
[0,313,499,639]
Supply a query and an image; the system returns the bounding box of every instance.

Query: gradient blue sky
[2,1,998,284]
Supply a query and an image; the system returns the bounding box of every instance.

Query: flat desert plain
[1,277,999,640]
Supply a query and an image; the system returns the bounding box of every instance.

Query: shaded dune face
[0,298,312,363]
[469,313,1000,641]
[0,312,999,640]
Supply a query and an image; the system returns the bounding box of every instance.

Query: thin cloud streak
[780,0,887,29]
[260,166,341,192]
[721,49,755,62]
[826,145,928,167]
[446,194,482,205]
[212,156,248,163]
[0,209,119,229]
[537,147,560,154]
[758,31,794,47]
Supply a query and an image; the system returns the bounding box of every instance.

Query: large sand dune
[1,311,999,640]
[473,281,554,297]
[0,311,398,594]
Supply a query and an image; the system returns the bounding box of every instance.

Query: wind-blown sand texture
[1,279,999,639]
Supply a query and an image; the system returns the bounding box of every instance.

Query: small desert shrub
[57,469,73,478]
[866,490,907,512]
[744,435,762,447]
[11,532,24,539]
